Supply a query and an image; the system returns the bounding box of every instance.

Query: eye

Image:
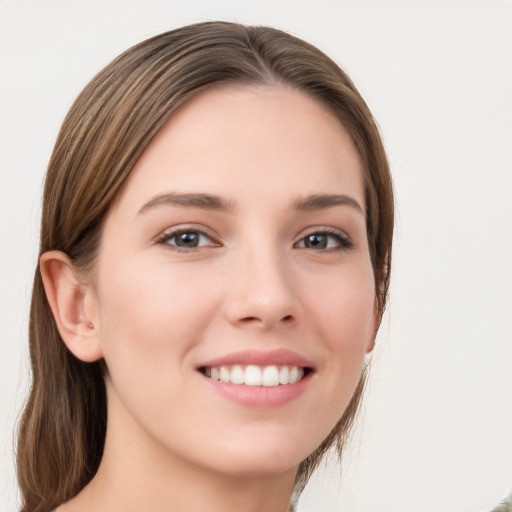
[156,229,218,251]
[295,230,353,251]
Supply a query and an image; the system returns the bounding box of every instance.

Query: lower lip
[200,373,311,408]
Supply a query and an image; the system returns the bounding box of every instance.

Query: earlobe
[366,300,381,354]
[39,251,103,363]
[366,333,376,354]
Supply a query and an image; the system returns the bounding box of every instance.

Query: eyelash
[155,227,354,252]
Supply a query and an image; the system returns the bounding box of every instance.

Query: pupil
[177,232,198,247]
[306,234,327,249]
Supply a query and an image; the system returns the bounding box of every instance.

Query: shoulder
[490,489,512,512]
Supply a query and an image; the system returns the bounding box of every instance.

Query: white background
[0,1,511,511]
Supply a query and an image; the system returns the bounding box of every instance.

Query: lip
[197,349,314,408]
[201,372,312,408]
[197,348,315,369]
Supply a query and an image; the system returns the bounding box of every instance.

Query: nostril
[239,314,293,325]
[241,316,260,323]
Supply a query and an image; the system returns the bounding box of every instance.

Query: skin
[43,86,377,512]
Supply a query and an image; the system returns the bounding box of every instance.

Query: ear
[365,299,381,354]
[39,251,103,362]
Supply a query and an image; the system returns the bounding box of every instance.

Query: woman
[17,21,393,512]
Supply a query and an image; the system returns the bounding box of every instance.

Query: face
[88,86,376,479]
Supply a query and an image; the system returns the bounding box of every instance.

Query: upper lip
[198,349,315,369]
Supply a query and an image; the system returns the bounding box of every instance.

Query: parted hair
[17,21,394,512]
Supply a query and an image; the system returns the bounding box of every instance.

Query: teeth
[202,364,307,387]
[262,366,279,387]
[219,367,230,383]
[230,365,245,384]
[245,365,262,386]
[279,366,289,384]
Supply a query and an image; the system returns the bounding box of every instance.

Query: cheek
[308,264,375,345]
[305,263,375,390]
[284,264,375,452]
[94,256,220,374]
[324,285,375,347]
[93,256,226,437]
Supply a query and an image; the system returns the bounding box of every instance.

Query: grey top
[490,489,512,512]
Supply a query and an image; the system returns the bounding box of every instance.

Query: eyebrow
[293,194,364,215]
[138,192,235,214]
[138,191,364,216]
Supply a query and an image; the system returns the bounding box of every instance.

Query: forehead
[113,85,365,215]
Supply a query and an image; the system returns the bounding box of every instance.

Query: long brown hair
[17,21,394,512]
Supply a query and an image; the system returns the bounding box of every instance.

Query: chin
[210,456,300,481]
[198,430,317,479]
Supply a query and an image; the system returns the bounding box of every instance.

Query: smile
[199,365,309,387]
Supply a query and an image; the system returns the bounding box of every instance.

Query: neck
[63,393,297,512]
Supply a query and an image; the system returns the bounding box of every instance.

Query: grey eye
[303,234,329,249]
[159,230,215,250]
[296,231,352,251]
[174,232,201,248]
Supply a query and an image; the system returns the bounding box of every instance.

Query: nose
[223,246,300,330]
